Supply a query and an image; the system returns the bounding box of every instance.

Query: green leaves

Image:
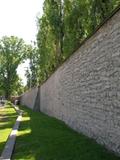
[35,0,120,84]
[0,36,28,99]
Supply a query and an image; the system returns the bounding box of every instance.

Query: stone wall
[21,8,120,154]
[20,87,38,110]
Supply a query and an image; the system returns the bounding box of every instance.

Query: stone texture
[21,9,120,154]
[20,87,38,109]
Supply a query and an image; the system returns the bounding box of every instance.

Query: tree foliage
[28,0,120,87]
[0,36,28,99]
[25,45,39,88]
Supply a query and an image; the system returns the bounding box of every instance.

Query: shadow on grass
[3,112,18,117]
[12,106,120,160]
[0,141,6,155]
[0,112,18,129]
[0,118,18,130]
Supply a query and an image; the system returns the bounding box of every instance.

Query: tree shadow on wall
[33,86,40,112]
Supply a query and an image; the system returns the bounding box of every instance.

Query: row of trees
[0,1,119,98]
[28,0,119,85]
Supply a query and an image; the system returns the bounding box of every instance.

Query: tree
[24,44,40,88]
[63,0,90,56]
[36,0,120,84]
[0,36,27,99]
[12,76,24,96]
[43,0,64,59]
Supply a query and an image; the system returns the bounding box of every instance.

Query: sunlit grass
[12,106,120,160]
[0,104,18,154]
[0,129,12,143]
[17,116,31,136]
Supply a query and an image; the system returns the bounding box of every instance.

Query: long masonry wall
[20,87,38,110]
[20,8,120,154]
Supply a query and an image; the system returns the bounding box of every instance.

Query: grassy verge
[0,104,18,154]
[13,106,119,160]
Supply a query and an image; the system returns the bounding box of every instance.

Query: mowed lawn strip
[13,106,119,160]
[0,104,18,154]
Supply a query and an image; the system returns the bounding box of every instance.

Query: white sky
[0,0,44,85]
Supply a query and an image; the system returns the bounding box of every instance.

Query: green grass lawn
[12,106,119,160]
[0,104,18,154]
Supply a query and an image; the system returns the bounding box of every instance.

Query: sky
[0,0,44,85]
